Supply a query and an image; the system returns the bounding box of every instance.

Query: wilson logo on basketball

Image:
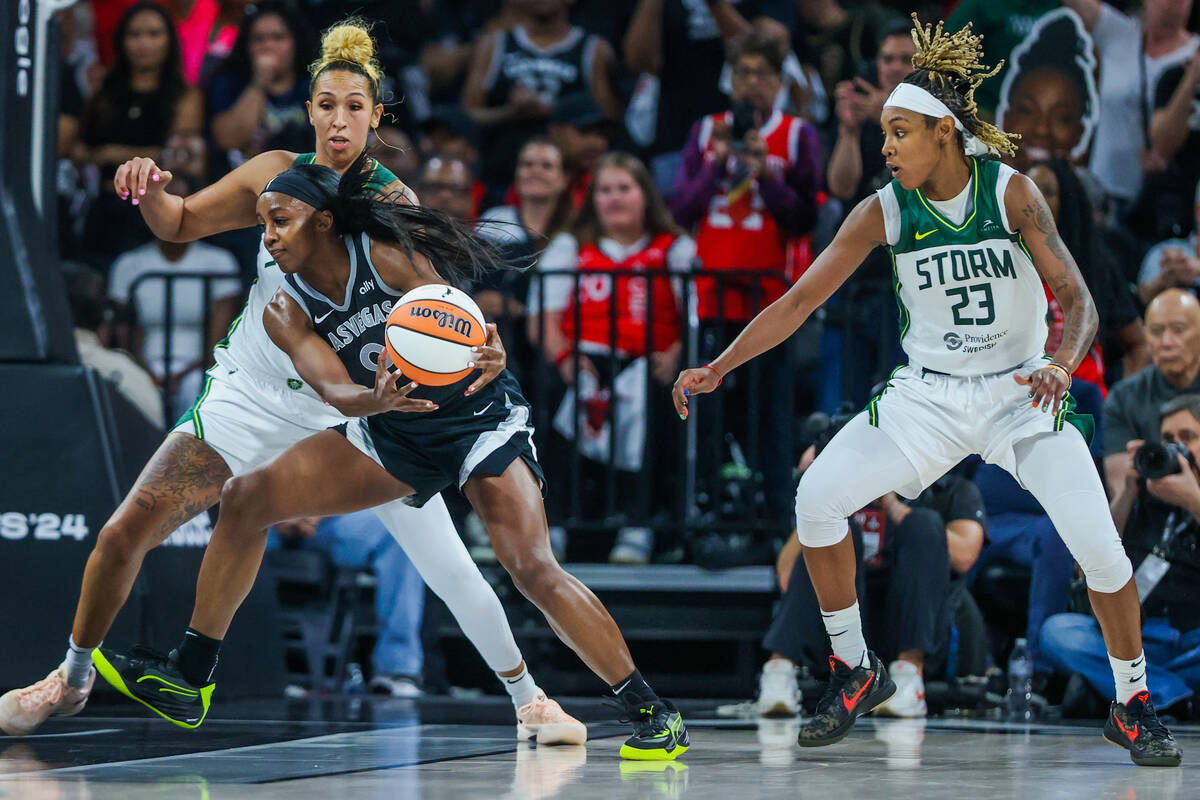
[408,306,475,338]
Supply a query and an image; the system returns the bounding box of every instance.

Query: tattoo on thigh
[131,435,231,534]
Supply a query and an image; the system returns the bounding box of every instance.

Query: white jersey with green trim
[210,242,323,401]
[876,157,1048,376]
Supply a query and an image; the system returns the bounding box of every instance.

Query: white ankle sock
[64,636,96,688]
[821,602,869,669]
[499,664,539,709]
[1110,650,1148,705]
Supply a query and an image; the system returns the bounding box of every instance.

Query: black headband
[261,170,331,211]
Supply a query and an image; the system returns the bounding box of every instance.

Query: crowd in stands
[51,0,1200,713]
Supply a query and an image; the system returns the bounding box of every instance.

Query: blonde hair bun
[311,18,383,89]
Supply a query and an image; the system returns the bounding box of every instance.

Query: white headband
[884,82,994,157]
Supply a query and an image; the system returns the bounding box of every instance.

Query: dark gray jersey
[280,234,474,411]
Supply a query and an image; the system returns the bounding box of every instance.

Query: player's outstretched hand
[672,367,722,421]
[113,156,173,205]
[374,349,437,414]
[1015,365,1070,416]
[466,323,505,396]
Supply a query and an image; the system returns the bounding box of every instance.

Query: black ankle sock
[610,669,661,712]
[176,628,221,686]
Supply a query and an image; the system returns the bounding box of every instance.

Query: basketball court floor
[1,696,1195,799]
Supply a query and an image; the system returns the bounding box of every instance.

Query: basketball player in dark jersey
[154,159,689,761]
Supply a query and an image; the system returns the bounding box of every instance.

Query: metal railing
[122,267,841,543]
[514,267,802,541]
[119,271,246,426]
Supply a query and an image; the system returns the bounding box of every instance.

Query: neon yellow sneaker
[619,700,690,761]
[92,646,215,729]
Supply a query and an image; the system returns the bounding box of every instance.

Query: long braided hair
[903,14,1020,158]
[278,155,509,287]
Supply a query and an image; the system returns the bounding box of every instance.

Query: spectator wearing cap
[420,105,482,167]
[548,92,615,210]
[462,0,620,205]
[668,28,822,525]
[418,156,477,221]
[419,107,486,216]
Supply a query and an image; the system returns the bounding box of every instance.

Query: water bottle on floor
[1006,638,1033,722]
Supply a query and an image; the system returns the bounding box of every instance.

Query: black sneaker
[92,646,215,729]
[619,700,690,761]
[1103,690,1182,766]
[797,652,895,747]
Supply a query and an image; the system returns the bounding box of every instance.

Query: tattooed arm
[1005,172,1098,413]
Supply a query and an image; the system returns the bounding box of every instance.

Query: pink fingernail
[132,198,139,206]
[139,189,146,196]
[152,174,160,181]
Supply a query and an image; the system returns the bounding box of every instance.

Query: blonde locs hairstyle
[571,152,683,246]
[904,13,1020,158]
[309,17,384,104]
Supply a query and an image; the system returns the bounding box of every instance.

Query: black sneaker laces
[1132,698,1172,739]
[814,665,853,715]
[126,645,171,666]
[603,695,669,735]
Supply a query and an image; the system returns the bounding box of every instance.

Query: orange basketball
[384,284,488,386]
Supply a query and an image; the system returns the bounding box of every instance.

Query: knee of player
[96,518,151,562]
[217,474,263,522]
[794,470,852,524]
[505,552,562,598]
[1078,549,1133,595]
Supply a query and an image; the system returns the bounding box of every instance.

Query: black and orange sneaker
[1103,690,1182,766]
[797,652,895,748]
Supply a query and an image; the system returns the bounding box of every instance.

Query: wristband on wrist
[703,363,723,386]
[554,348,573,368]
[1046,362,1072,388]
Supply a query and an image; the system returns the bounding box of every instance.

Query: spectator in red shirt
[529,152,695,564]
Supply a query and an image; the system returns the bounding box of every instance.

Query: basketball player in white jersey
[0,19,585,746]
[675,17,1181,767]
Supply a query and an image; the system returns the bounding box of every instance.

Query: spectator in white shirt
[107,179,241,417]
[1064,0,1199,212]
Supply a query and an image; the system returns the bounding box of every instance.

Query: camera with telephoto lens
[1134,440,1195,480]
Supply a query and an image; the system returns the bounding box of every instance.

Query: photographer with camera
[1043,394,1200,710]
[669,28,822,524]
[754,410,988,719]
[1104,288,1200,501]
